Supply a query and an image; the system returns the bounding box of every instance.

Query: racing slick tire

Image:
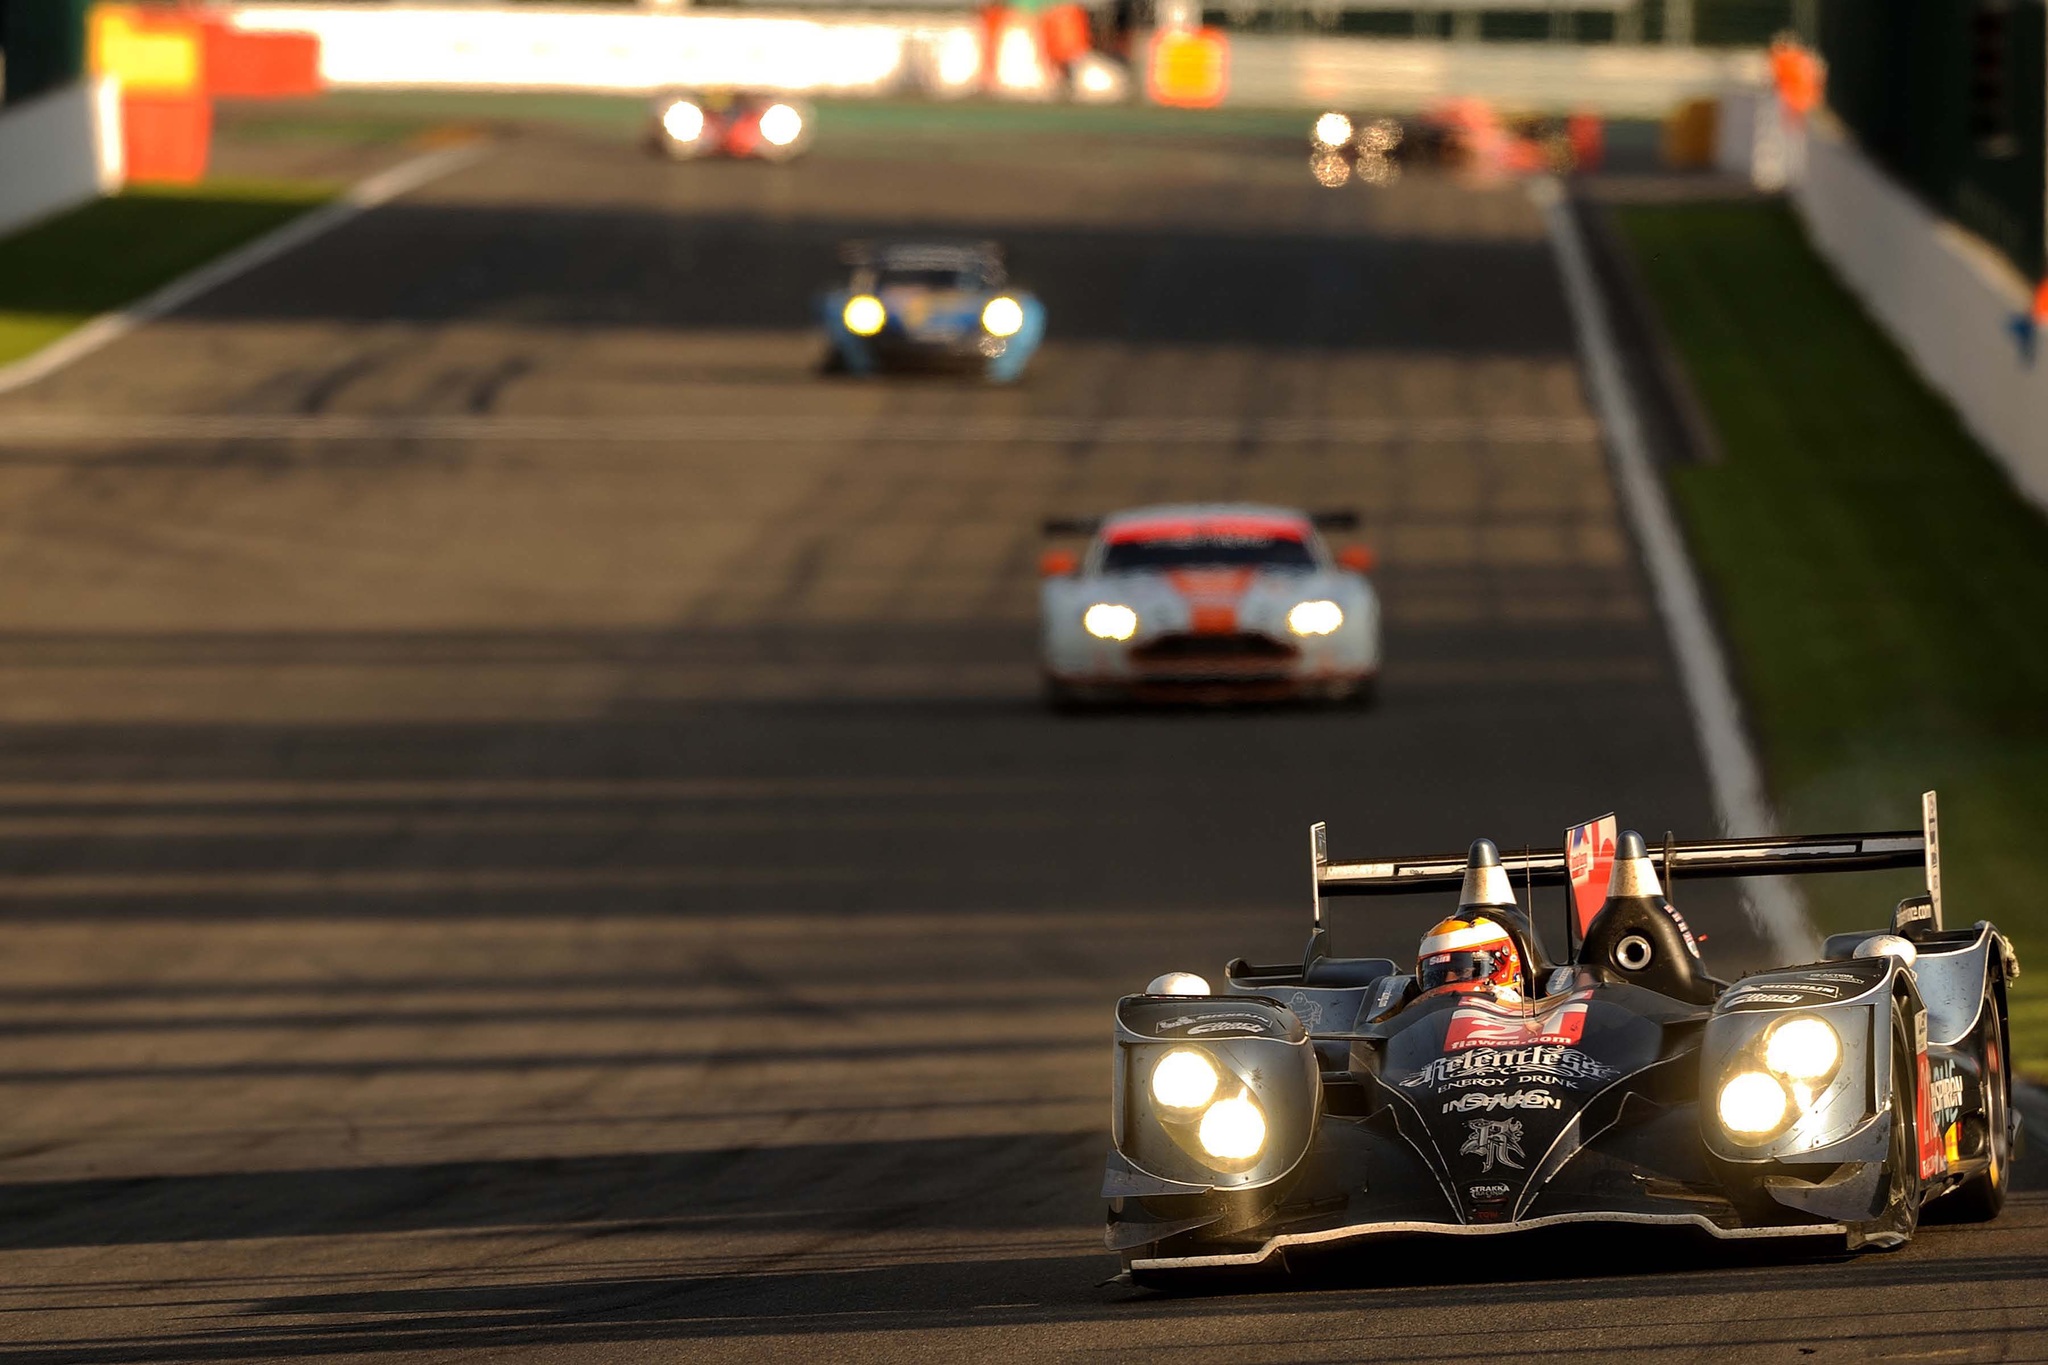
[1852,1005,1925,1250]
[1944,982,2012,1222]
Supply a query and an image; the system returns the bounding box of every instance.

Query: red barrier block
[203,23,321,98]
[123,93,213,184]
[1040,4,1092,67]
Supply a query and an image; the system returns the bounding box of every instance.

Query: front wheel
[1852,1007,1925,1250]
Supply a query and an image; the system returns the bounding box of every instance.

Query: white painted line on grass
[0,143,488,398]
[1533,176,1813,962]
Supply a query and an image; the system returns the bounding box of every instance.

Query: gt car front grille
[1131,633,1298,664]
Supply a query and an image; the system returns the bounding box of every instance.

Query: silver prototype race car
[1039,504,1382,706]
[1107,792,2018,1284]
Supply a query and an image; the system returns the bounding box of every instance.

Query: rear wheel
[1946,990,2012,1221]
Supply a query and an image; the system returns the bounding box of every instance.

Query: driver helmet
[1418,917,1521,995]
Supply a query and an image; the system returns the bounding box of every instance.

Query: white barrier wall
[0,81,124,239]
[1230,34,1766,115]
[223,4,1763,113]
[1791,118,2048,517]
[226,5,982,94]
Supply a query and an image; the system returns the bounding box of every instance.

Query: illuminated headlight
[759,103,804,147]
[1150,1048,1219,1111]
[1084,603,1138,641]
[842,295,886,337]
[1198,1095,1267,1160]
[982,296,1025,337]
[1763,1016,1840,1083]
[1287,600,1344,636]
[1313,112,1354,148]
[661,100,705,143]
[1717,1070,1789,1138]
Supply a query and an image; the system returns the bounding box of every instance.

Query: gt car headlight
[759,103,803,147]
[1763,1016,1840,1083]
[1313,111,1353,148]
[661,100,705,143]
[1717,1070,1789,1137]
[1150,1048,1219,1111]
[842,295,886,337]
[1198,1094,1267,1160]
[982,296,1025,337]
[1084,603,1138,641]
[1287,600,1344,636]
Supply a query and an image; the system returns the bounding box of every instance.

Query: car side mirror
[1039,548,1079,577]
[1338,544,1377,573]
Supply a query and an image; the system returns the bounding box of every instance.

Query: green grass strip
[216,89,1317,149]
[0,179,335,369]
[1610,200,2048,1071]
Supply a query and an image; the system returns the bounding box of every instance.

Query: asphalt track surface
[0,119,2041,1361]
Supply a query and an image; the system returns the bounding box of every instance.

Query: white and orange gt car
[1038,504,1381,706]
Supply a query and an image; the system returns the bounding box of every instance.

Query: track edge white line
[0,142,488,398]
[1533,175,1815,964]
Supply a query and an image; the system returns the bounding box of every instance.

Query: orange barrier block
[91,6,214,183]
[1567,112,1604,172]
[123,93,212,183]
[1770,37,1823,119]
[1147,27,1226,108]
[203,22,321,98]
[1040,4,1092,67]
[1662,98,1716,169]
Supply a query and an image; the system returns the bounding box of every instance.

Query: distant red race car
[647,90,814,162]
[1308,100,1602,187]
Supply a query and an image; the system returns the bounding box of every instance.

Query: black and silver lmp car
[1106,793,2018,1283]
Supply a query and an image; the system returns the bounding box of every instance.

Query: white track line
[1533,177,1812,962]
[0,143,488,398]
[0,412,1600,446]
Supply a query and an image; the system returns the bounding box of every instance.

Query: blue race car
[820,241,1045,384]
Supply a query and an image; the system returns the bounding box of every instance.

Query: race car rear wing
[1040,510,1360,537]
[1308,790,1944,934]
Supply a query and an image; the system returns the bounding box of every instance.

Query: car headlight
[1151,1049,1219,1111]
[758,103,803,147]
[982,296,1025,337]
[1717,1070,1789,1138]
[1312,111,1353,148]
[662,100,705,143]
[842,295,886,337]
[1763,1016,1840,1083]
[1287,600,1344,636]
[1147,971,1211,996]
[1084,603,1138,641]
[1198,1094,1267,1160]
